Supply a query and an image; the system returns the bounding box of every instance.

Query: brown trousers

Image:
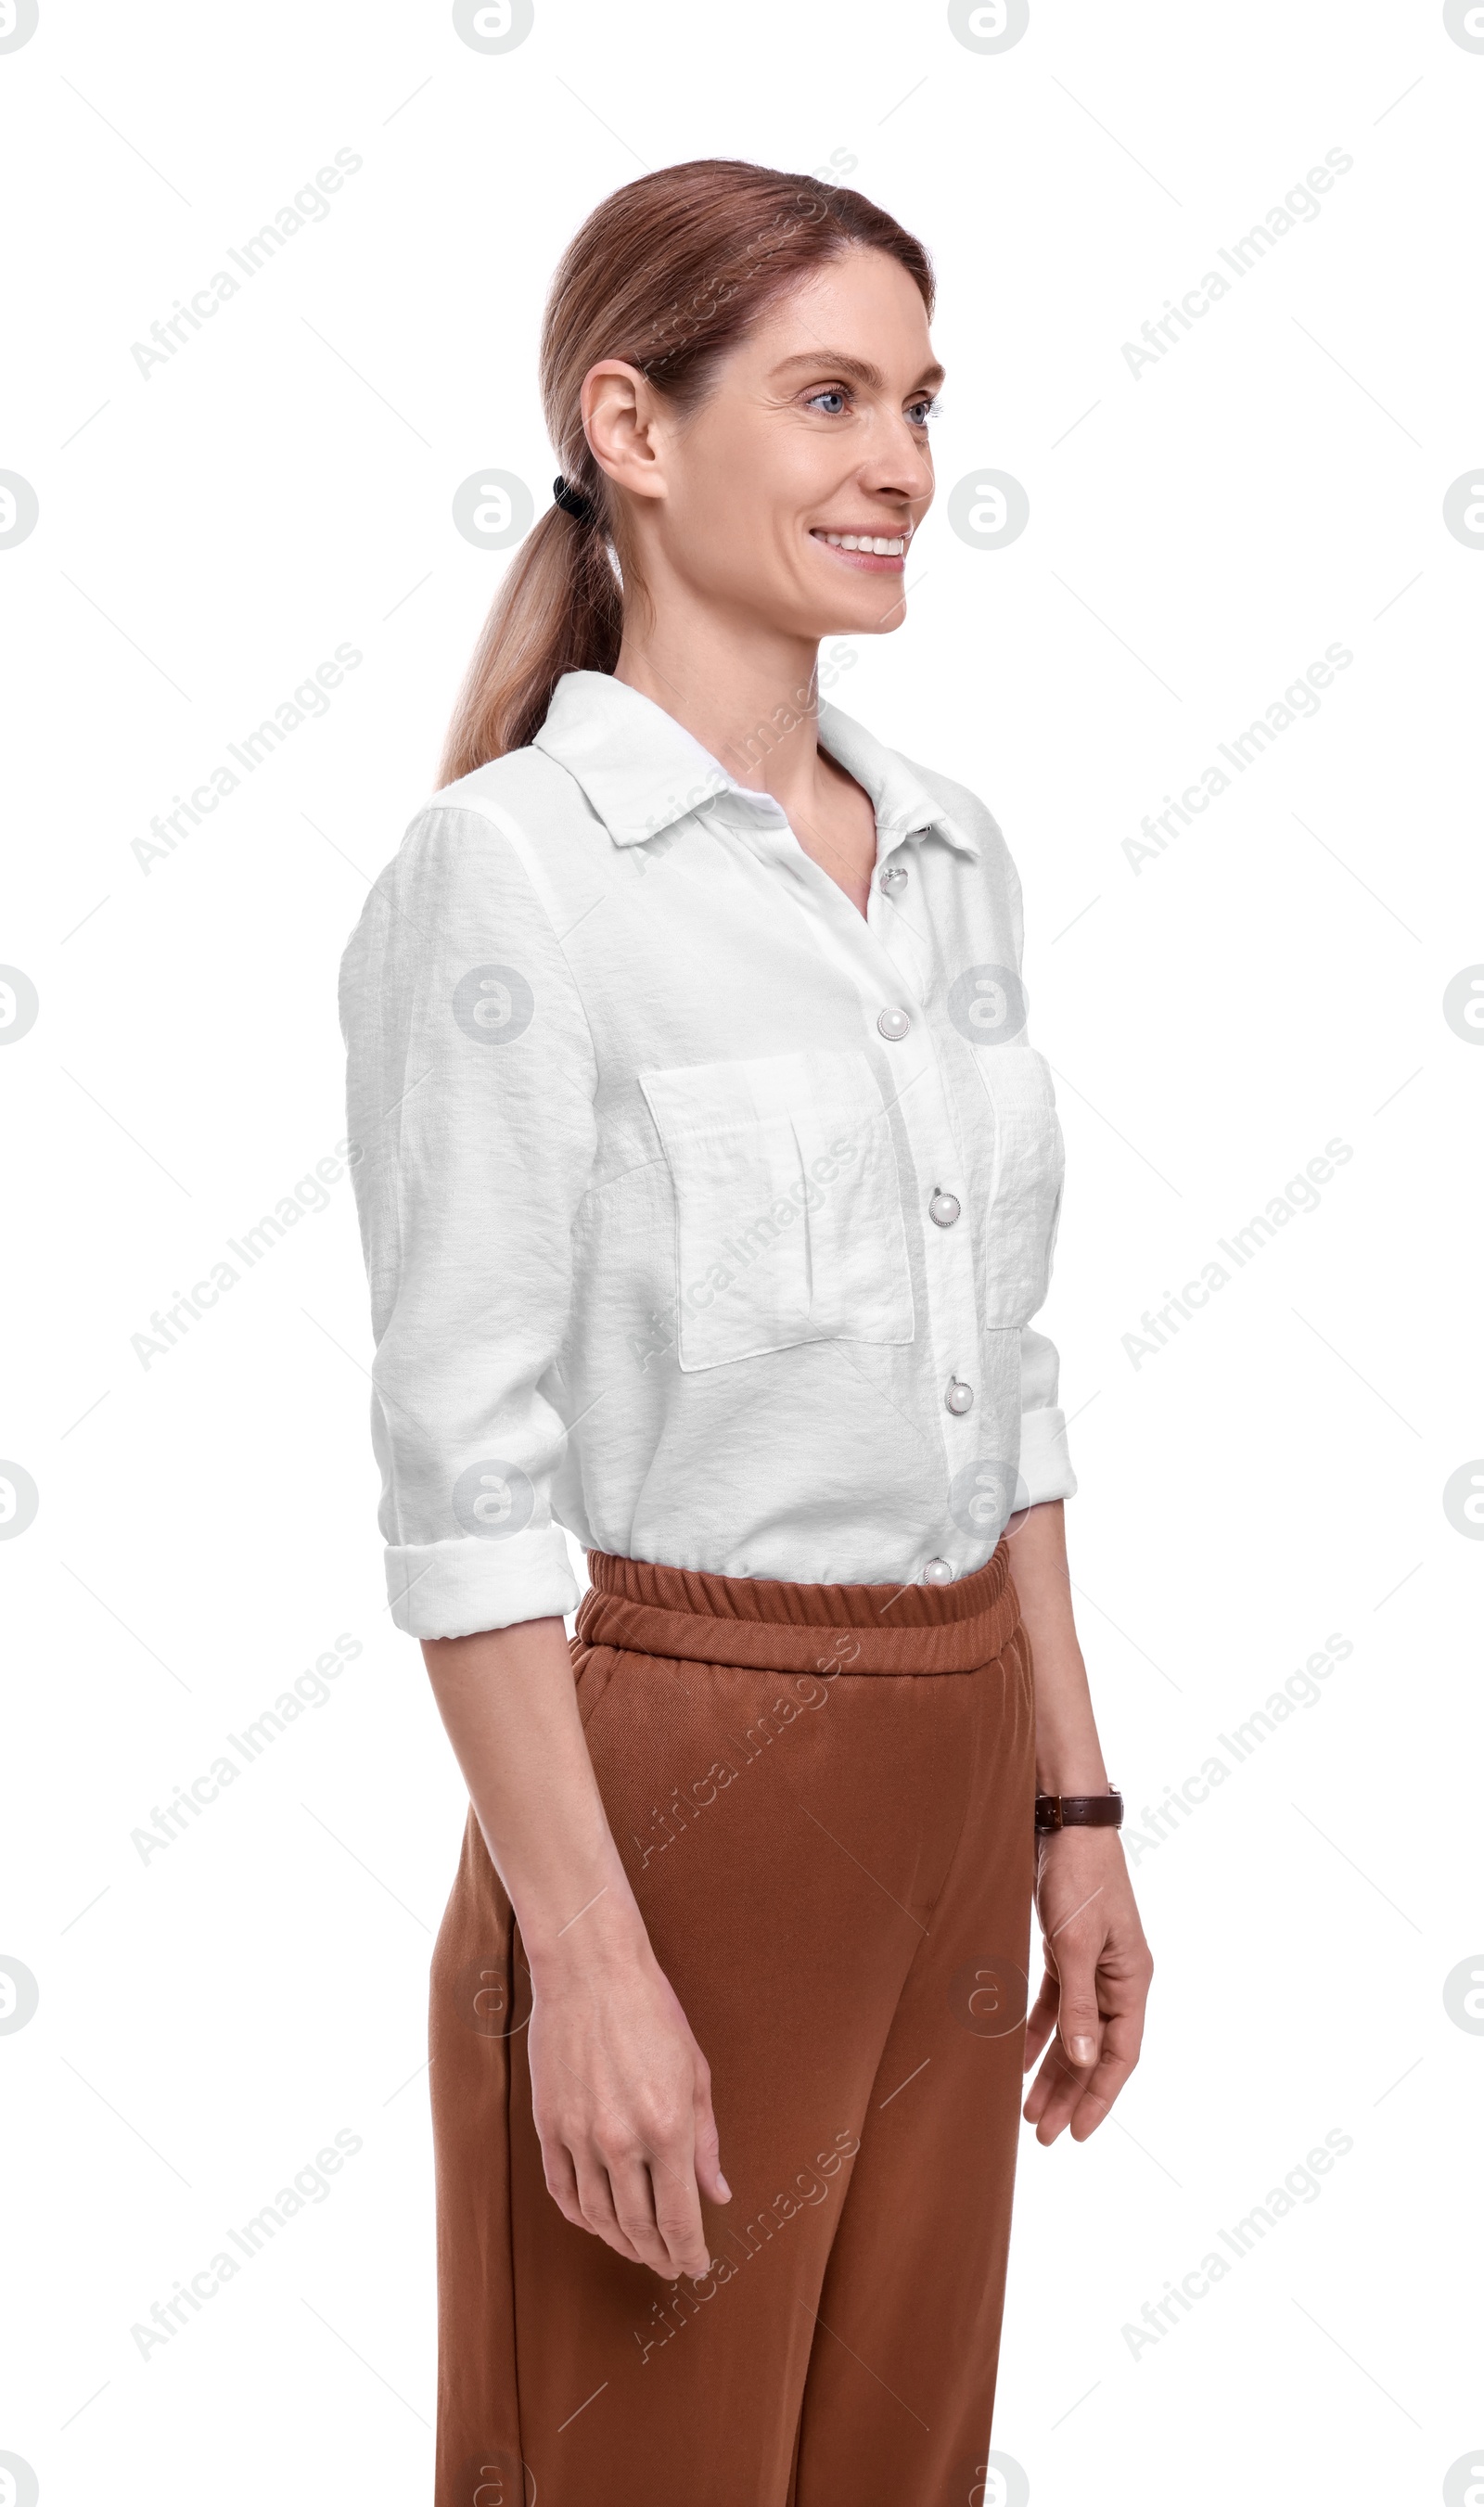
[429,1537,1035,2507]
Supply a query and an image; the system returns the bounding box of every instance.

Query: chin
[788,594,907,644]
[831,598,907,639]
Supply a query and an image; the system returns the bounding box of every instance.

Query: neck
[612,602,826,821]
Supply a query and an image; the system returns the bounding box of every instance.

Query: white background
[2,1,1481,2501]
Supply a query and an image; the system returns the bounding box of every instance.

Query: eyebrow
[769,350,947,394]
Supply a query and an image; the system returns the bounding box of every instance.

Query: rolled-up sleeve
[1018,1324,1077,1506]
[339,803,598,1639]
[966,803,1079,1514]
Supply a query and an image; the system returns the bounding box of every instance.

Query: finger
[605,2150,689,2278]
[1026,1945,1153,2139]
[541,2139,585,2229]
[1020,1954,1102,2136]
[1021,2047,1056,2125]
[1029,2069,1079,2142]
[691,2070,731,2206]
[569,2150,647,2267]
[1021,2036,1069,2126]
[1023,1918,1153,2138]
[649,2145,710,2281]
[1067,2071,1119,2140]
[1029,1998,1132,2142]
[1067,2006,1145,2140]
[1026,2018,1107,2142]
[1021,2035,1082,2138]
[1022,1970,1060,2072]
[1045,1944,1103,2077]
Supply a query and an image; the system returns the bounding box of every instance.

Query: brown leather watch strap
[1035,1786,1123,1834]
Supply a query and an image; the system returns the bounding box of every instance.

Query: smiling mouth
[811,527,911,562]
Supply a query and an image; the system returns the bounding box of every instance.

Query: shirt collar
[531,669,980,862]
[816,697,981,861]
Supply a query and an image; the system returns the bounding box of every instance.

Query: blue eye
[907,395,940,427]
[806,388,850,416]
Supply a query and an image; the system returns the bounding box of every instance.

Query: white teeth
[820,531,906,555]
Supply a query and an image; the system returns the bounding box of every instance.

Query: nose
[861,414,933,510]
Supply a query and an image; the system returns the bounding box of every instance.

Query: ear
[582,360,668,504]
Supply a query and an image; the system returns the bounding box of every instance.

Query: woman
[340,159,1151,2507]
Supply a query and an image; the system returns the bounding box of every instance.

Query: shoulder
[429,741,586,835]
[372,744,595,922]
[339,748,595,1017]
[412,743,587,866]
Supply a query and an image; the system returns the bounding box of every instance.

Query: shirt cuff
[1019,1407,1077,1506]
[384,1526,580,1639]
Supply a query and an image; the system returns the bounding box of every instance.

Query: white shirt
[339,669,1076,1639]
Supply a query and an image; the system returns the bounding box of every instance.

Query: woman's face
[591,247,941,644]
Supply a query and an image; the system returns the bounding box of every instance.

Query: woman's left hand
[1021,1830,1152,2145]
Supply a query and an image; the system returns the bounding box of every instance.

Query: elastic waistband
[575,1539,1019,1676]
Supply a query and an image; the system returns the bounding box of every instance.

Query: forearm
[1006,1500,1110,1794]
[424,1617,727,2274]
[421,1618,647,1985]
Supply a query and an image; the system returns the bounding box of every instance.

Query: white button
[879,863,909,894]
[945,1377,975,1415]
[928,1189,961,1229]
[923,1557,953,1586]
[876,1007,911,1042]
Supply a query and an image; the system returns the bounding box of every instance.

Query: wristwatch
[1034,1786,1123,1834]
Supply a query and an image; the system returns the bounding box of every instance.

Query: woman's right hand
[527,1902,730,2283]
[420,1616,729,2281]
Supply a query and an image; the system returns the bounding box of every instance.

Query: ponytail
[439,496,620,784]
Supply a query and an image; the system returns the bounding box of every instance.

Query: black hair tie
[552,473,595,522]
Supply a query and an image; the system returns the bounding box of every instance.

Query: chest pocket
[969,1046,1067,1328]
[639,1049,915,1372]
